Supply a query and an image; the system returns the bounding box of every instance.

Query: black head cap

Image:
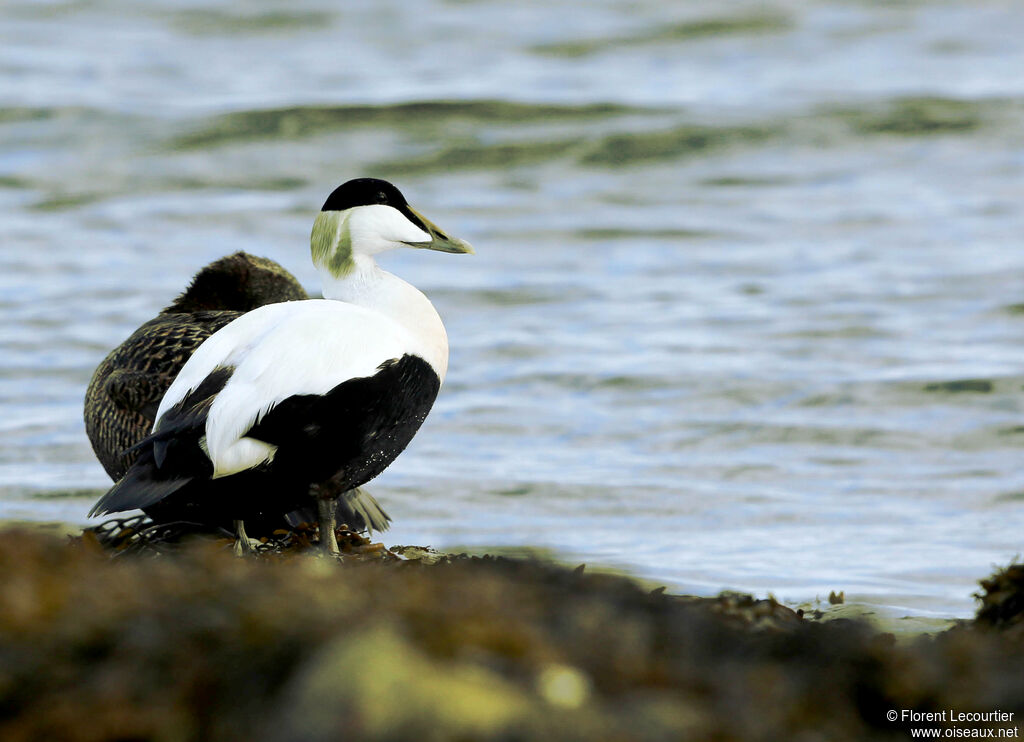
[320,178,409,212]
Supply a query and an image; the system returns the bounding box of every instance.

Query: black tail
[90,367,231,518]
[89,446,193,517]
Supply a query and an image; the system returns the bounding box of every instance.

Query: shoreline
[0,525,1020,741]
[3,517,972,636]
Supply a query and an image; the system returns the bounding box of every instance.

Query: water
[3,0,1023,618]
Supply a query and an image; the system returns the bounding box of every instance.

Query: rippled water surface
[3,0,1024,617]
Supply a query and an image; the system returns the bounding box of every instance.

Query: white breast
[319,257,450,380]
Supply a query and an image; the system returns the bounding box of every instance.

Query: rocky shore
[0,525,1021,741]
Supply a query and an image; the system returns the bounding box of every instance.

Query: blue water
[2,0,1024,617]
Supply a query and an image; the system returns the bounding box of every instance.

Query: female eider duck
[84,252,389,536]
[89,178,473,554]
[85,252,307,482]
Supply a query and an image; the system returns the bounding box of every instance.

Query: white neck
[319,254,449,381]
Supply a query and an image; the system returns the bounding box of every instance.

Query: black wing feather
[89,367,234,517]
[89,447,193,516]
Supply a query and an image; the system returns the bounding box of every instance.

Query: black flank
[246,354,441,496]
[94,354,440,528]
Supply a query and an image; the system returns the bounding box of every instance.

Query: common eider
[89,179,473,554]
[85,252,307,482]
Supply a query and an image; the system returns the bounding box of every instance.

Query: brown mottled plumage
[85,252,308,481]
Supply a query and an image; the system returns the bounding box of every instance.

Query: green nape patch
[310,210,354,278]
[1,528,1023,741]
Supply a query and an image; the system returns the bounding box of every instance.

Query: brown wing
[84,311,241,481]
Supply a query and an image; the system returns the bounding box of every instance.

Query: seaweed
[1,529,1022,741]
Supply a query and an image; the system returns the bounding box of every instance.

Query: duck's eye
[377,191,388,203]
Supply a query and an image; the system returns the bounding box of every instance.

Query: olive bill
[403,206,474,254]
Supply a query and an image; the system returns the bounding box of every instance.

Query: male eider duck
[89,178,473,554]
